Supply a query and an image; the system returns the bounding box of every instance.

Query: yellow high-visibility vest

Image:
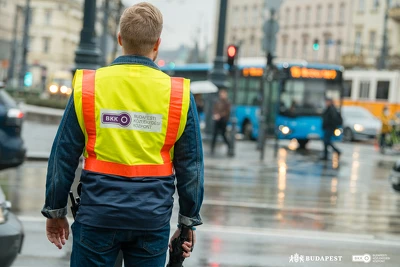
[73,65,190,177]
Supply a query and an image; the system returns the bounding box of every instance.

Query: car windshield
[343,107,375,119]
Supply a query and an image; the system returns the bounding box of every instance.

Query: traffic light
[313,39,320,51]
[227,45,238,68]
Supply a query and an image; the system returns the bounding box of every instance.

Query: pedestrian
[320,98,341,160]
[211,88,233,156]
[380,106,392,154]
[41,3,204,267]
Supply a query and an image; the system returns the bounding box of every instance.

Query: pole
[378,0,390,70]
[74,0,101,71]
[259,9,276,160]
[207,0,229,135]
[101,0,110,66]
[111,0,124,60]
[7,5,21,85]
[19,0,31,88]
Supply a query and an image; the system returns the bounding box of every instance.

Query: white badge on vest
[100,109,163,133]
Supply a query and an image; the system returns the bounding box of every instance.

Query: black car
[0,86,26,170]
[0,186,24,267]
[390,160,400,193]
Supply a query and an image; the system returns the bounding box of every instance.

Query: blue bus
[161,58,343,148]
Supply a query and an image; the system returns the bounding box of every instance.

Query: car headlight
[334,128,342,137]
[354,124,364,132]
[49,84,58,94]
[279,125,291,135]
[60,85,68,94]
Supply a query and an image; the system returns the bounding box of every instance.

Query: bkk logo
[102,112,132,127]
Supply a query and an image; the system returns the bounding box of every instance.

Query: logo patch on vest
[100,109,163,133]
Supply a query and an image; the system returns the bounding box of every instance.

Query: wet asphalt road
[1,121,400,266]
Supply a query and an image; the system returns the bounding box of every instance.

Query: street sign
[262,20,279,54]
[24,72,33,87]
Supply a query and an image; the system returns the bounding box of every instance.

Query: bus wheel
[297,139,309,149]
[343,128,353,142]
[243,121,253,140]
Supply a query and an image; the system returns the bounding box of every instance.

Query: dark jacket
[322,105,339,130]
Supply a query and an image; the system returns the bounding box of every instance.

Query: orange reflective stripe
[160,78,184,163]
[82,70,97,158]
[84,157,174,177]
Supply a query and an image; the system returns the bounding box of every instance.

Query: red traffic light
[227,45,237,58]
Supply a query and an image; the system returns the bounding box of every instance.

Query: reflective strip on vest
[73,66,189,177]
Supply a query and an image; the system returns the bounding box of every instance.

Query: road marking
[198,225,400,247]
[202,199,400,216]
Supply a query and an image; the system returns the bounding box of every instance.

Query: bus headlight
[66,88,72,95]
[354,124,364,132]
[279,125,291,135]
[60,85,68,94]
[49,84,58,94]
[334,128,342,137]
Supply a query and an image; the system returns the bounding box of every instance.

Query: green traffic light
[313,43,320,51]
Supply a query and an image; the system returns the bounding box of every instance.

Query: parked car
[0,86,26,170]
[389,160,400,192]
[341,106,382,142]
[0,186,24,267]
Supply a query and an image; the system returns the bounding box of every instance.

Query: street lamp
[74,0,101,71]
[206,0,229,135]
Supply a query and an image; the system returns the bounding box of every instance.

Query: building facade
[26,0,83,88]
[1,0,124,89]
[277,0,354,64]
[224,0,266,58]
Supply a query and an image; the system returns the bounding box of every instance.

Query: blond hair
[119,2,163,55]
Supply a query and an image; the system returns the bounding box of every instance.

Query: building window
[43,37,51,53]
[369,31,376,57]
[316,5,322,24]
[336,40,342,59]
[339,3,346,23]
[286,8,290,27]
[343,80,352,97]
[358,0,365,12]
[359,81,370,98]
[305,6,311,25]
[28,36,34,51]
[232,6,239,27]
[45,9,52,25]
[376,81,390,100]
[292,41,297,58]
[282,38,288,57]
[302,39,308,58]
[372,0,380,11]
[327,4,333,25]
[253,5,258,25]
[28,8,35,25]
[250,35,255,46]
[354,32,362,55]
[295,7,300,26]
[324,39,330,60]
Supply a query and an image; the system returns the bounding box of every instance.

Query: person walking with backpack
[320,98,342,160]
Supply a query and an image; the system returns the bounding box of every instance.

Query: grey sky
[122,0,216,51]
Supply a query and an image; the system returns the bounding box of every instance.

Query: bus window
[376,81,390,100]
[343,80,352,97]
[236,77,249,105]
[248,78,261,106]
[280,80,339,116]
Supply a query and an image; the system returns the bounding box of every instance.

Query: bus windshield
[280,80,341,116]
